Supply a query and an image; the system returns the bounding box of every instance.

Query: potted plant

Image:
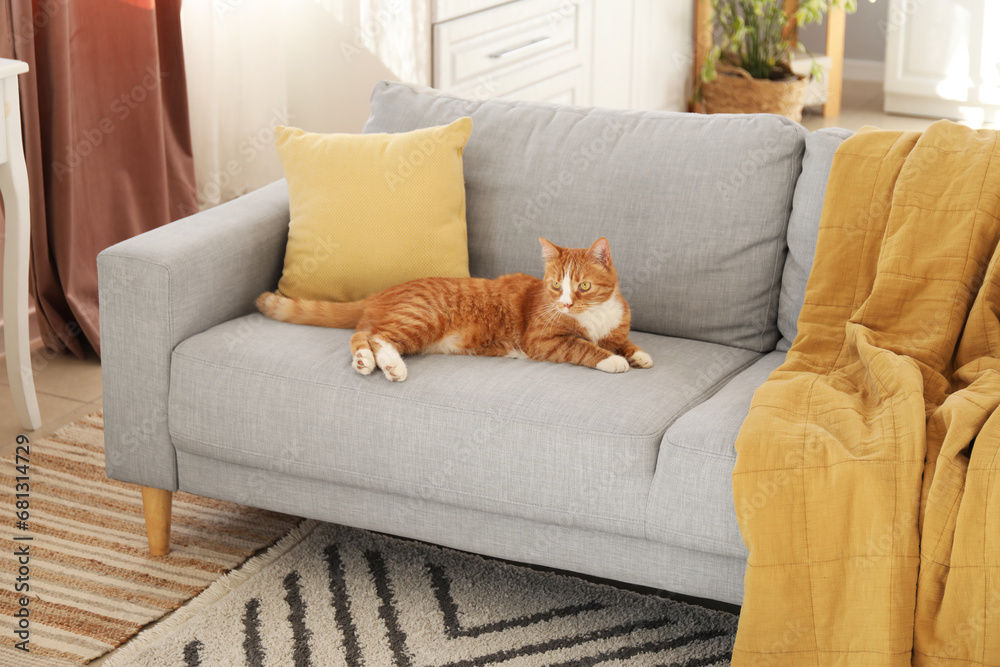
[700,0,857,122]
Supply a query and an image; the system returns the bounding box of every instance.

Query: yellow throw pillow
[274,118,473,303]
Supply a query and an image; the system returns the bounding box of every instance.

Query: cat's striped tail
[256,291,365,329]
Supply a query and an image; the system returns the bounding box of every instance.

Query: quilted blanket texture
[732,121,1000,666]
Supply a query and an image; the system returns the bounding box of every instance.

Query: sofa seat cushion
[645,351,787,557]
[168,314,760,539]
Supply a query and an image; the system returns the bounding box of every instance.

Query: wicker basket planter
[702,63,809,122]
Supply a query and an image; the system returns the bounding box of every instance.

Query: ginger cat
[256,238,653,381]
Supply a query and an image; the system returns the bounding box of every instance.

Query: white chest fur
[571,295,625,343]
[424,333,464,354]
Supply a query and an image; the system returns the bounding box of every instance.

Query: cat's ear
[539,237,561,262]
[588,238,612,267]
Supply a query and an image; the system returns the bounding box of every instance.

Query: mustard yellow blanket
[733,121,1000,666]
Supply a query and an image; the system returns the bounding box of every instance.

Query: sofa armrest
[98,180,289,490]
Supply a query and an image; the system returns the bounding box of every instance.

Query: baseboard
[884,91,1000,123]
[843,59,884,83]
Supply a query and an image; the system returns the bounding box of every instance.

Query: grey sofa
[98,82,851,606]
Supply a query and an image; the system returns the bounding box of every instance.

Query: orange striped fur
[256,238,653,381]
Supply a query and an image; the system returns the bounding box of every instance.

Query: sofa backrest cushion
[363,82,807,352]
[776,127,853,351]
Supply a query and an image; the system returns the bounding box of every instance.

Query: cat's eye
[579,281,591,291]
[551,281,561,290]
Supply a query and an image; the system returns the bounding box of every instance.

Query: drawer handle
[488,36,552,59]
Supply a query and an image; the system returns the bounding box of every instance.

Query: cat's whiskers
[530,301,558,333]
[530,301,557,319]
[539,302,563,333]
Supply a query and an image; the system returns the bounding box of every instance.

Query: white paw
[596,354,630,374]
[629,350,653,369]
[376,345,408,382]
[353,349,375,375]
[381,360,407,382]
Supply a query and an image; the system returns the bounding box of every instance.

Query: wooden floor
[801,80,994,133]
[0,348,102,459]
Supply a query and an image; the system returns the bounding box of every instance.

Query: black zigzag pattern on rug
[242,598,266,667]
[427,560,607,639]
[325,542,364,666]
[177,538,734,667]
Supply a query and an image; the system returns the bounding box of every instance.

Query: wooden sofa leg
[141,486,173,556]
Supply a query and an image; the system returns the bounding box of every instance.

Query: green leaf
[702,0,854,81]
[700,45,722,83]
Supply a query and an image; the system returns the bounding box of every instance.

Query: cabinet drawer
[434,0,592,99]
[432,0,519,23]
[500,66,588,105]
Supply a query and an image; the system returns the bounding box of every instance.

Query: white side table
[1,58,40,431]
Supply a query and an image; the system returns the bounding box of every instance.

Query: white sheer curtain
[180,1,290,209]
[180,0,428,210]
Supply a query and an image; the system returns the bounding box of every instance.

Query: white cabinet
[591,0,692,111]
[883,0,1000,122]
[431,0,691,111]
[433,0,593,103]
[260,1,689,140]
[504,66,588,104]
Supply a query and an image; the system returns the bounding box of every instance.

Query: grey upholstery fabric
[177,451,747,604]
[97,180,291,489]
[645,351,786,558]
[364,82,807,353]
[97,81,841,605]
[777,128,853,351]
[168,314,759,538]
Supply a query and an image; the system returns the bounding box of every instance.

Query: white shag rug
[107,521,738,666]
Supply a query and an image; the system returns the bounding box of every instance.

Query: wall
[800,0,889,78]
[182,0,691,210]
[286,0,692,124]
[283,0,431,135]
[181,0,430,209]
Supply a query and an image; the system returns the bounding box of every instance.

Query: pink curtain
[1,0,197,357]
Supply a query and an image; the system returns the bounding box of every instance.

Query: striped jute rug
[0,413,301,666]
[105,521,739,666]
